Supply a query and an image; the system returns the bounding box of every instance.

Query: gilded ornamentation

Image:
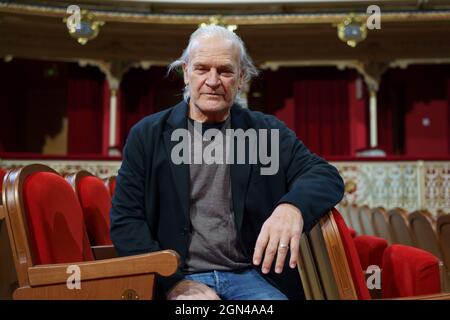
[334,161,449,215]
[337,13,367,48]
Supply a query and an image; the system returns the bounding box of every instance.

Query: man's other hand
[252,203,304,274]
[167,280,221,300]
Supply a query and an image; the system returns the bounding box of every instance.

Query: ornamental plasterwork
[333,161,449,215]
[424,162,450,213]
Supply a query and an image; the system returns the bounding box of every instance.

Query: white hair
[168,25,258,107]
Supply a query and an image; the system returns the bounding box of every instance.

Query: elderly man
[110,25,344,300]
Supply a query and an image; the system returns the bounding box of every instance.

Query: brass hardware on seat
[121,289,139,300]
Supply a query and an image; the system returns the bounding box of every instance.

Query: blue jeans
[184,268,288,300]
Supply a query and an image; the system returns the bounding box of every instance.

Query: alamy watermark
[66,5,81,31]
[366,265,381,290]
[171,122,280,175]
[66,265,81,290]
[367,5,381,30]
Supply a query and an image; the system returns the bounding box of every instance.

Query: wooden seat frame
[297,209,450,300]
[2,164,179,300]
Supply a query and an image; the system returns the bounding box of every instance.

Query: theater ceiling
[1,0,450,68]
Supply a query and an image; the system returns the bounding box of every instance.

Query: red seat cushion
[78,176,112,246]
[23,172,93,264]
[332,208,371,300]
[382,244,441,298]
[353,235,388,270]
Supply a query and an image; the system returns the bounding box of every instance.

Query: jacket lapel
[163,101,190,224]
[230,104,252,233]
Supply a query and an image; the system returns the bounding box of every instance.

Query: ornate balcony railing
[333,160,450,215]
[0,154,121,180]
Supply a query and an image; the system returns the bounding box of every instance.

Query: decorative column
[107,77,120,156]
[79,59,134,156]
[355,61,389,150]
[368,86,378,148]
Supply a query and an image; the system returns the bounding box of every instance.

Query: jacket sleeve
[110,125,184,298]
[273,118,345,232]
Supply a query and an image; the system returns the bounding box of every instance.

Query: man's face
[183,36,242,118]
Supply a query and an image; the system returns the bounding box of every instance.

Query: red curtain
[293,78,351,156]
[120,69,157,147]
[448,79,450,153]
[263,68,356,157]
[378,65,450,156]
[0,59,69,154]
[119,67,184,149]
[67,70,104,154]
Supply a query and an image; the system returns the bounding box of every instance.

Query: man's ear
[182,63,189,85]
[238,70,244,90]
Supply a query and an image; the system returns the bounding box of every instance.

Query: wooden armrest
[28,249,180,287]
[91,245,118,260]
[0,205,4,220]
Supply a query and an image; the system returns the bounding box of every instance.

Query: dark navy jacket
[110,100,344,299]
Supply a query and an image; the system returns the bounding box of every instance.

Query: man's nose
[205,69,220,87]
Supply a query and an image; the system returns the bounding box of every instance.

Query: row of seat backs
[2,168,115,241]
[0,164,178,300]
[1,167,115,203]
[338,203,450,277]
[298,208,447,300]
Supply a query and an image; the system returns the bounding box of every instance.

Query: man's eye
[220,71,234,77]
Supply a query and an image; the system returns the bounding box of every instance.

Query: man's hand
[166,280,221,300]
[253,203,304,274]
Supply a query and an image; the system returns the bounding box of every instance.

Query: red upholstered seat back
[382,244,441,298]
[348,228,357,238]
[23,172,93,264]
[353,235,388,270]
[78,176,112,245]
[0,168,6,195]
[108,177,116,197]
[332,209,371,300]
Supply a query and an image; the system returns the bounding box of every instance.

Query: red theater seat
[0,167,6,182]
[353,235,388,270]
[332,209,372,300]
[2,164,179,300]
[382,244,441,298]
[437,214,450,291]
[297,208,450,300]
[0,168,6,205]
[104,176,116,198]
[66,171,112,246]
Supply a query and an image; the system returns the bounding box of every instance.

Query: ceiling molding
[2,3,450,25]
